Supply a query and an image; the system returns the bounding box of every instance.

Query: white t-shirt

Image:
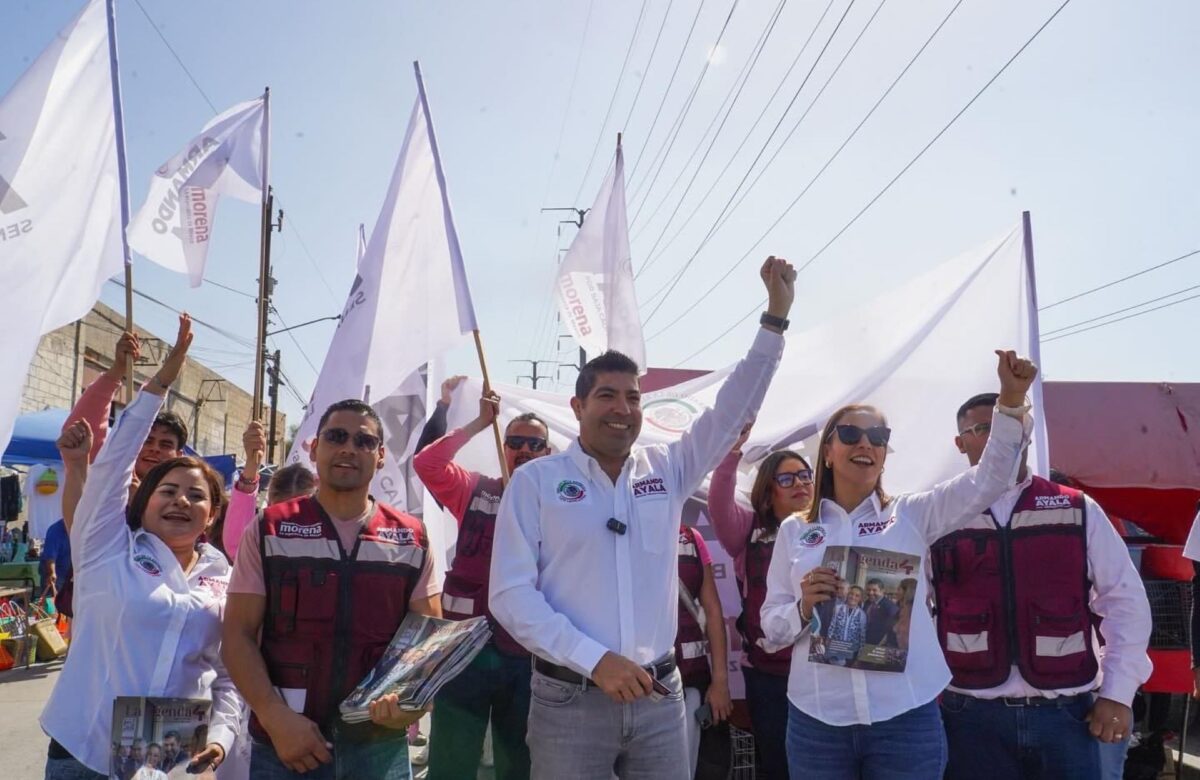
[24,463,63,540]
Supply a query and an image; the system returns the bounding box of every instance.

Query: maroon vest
[739,516,792,676]
[250,496,428,741]
[441,475,528,657]
[930,476,1100,690]
[675,525,712,689]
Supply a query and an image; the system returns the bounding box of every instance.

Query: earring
[824,461,831,468]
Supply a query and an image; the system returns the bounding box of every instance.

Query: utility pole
[509,359,555,390]
[541,206,589,371]
[267,349,282,463]
[254,182,284,419]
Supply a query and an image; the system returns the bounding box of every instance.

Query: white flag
[286,63,477,511]
[127,95,267,286]
[0,0,125,456]
[555,138,646,370]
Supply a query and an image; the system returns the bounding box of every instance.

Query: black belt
[47,739,76,761]
[943,690,1093,709]
[534,653,676,688]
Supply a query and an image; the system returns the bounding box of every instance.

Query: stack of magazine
[340,613,491,723]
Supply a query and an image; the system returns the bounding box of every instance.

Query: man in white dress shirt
[489,258,795,779]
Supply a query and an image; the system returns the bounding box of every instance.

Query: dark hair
[317,399,383,437]
[1048,468,1076,487]
[163,731,180,741]
[574,350,639,400]
[749,449,809,531]
[267,463,316,505]
[127,456,226,531]
[506,412,549,437]
[806,404,891,522]
[866,577,885,589]
[152,411,189,451]
[956,392,999,424]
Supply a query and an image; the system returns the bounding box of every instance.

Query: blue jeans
[1098,733,1131,780]
[44,757,105,780]
[427,644,531,780]
[786,698,947,780]
[250,734,412,780]
[941,690,1100,779]
[527,668,689,779]
[742,665,790,779]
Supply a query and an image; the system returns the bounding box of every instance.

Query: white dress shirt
[760,407,1030,726]
[1182,508,1200,561]
[490,328,783,677]
[40,391,241,774]
[943,476,1152,705]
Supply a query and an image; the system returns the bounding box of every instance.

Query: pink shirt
[227,503,439,599]
[691,528,713,567]
[412,428,481,523]
[66,374,121,461]
[221,475,258,561]
[706,451,755,585]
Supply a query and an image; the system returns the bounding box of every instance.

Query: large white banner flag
[555,138,646,370]
[127,95,267,286]
[432,219,1045,684]
[286,62,477,523]
[0,0,125,456]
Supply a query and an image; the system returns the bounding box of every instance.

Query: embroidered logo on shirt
[632,477,668,498]
[857,516,897,537]
[374,527,416,545]
[556,480,587,503]
[278,521,324,538]
[798,526,826,547]
[133,553,163,577]
[1034,494,1073,509]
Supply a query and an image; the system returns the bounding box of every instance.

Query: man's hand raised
[761,256,796,322]
[591,651,653,703]
[104,331,140,382]
[995,349,1038,408]
[440,375,467,406]
[57,420,93,469]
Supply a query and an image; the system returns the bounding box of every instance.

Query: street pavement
[0,659,63,779]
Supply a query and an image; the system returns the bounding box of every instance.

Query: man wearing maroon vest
[412,381,552,780]
[223,400,442,780]
[931,392,1151,779]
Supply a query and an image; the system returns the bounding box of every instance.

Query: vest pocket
[263,639,314,706]
[1026,598,1089,676]
[942,598,995,670]
[298,569,339,622]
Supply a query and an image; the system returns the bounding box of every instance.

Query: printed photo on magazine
[109,697,214,780]
[808,545,921,673]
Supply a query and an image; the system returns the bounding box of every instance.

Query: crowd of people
[33,257,1156,780]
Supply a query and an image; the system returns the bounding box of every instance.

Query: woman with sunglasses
[707,425,814,779]
[759,350,1038,779]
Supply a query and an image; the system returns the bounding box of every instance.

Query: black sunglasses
[321,428,381,451]
[832,424,891,447]
[504,435,548,453]
[773,470,813,488]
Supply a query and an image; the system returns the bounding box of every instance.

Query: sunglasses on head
[504,435,548,453]
[958,422,991,438]
[321,428,381,450]
[773,469,813,488]
[832,424,891,447]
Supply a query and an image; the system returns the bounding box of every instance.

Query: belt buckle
[1002,696,1029,708]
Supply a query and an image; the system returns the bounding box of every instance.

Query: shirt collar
[819,491,882,522]
[566,438,632,484]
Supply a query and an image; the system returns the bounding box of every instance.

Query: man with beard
[223,399,442,779]
[412,380,552,780]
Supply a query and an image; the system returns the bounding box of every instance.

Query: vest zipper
[993,513,1020,671]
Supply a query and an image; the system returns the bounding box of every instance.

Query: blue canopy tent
[3,408,236,486]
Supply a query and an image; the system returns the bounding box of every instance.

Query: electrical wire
[619,0,679,136]
[1042,290,1200,344]
[1040,248,1200,311]
[1041,282,1200,337]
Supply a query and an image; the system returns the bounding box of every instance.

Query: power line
[204,278,256,299]
[1042,290,1200,344]
[1039,248,1200,311]
[1041,282,1200,337]
[652,0,1069,345]
[269,305,322,377]
[276,214,341,305]
[641,0,861,325]
[105,279,256,349]
[130,0,217,113]
[618,0,678,135]
[571,0,653,204]
[627,0,709,181]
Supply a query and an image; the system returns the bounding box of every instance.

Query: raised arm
[413,375,461,456]
[413,385,493,521]
[670,258,793,494]
[904,350,1038,542]
[223,420,265,560]
[707,429,756,559]
[65,330,138,460]
[56,420,92,533]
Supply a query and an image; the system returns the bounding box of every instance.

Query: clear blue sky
[4,0,1197,428]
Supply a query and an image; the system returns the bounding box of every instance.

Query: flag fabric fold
[555,138,646,370]
[126,95,267,286]
[0,0,125,456]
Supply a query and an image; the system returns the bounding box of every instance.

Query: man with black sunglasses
[931,392,1151,780]
[224,399,442,779]
[412,378,552,780]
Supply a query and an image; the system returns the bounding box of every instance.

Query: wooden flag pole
[472,329,510,484]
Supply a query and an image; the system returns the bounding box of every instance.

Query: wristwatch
[760,312,790,332]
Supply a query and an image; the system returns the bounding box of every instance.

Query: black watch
[760,312,790,332]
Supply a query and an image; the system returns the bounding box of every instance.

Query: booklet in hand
[110,697,214,780]
[340,613,492,723]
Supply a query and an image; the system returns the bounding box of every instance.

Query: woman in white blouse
[40,316,242,780]
[760,350,1037,779]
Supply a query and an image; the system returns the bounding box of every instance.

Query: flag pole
[473,329,510,484]
[253,87,272,420]
[105,0,135,402]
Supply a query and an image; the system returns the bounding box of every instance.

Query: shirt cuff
[565,635,611,680]
[1098,674,1140,709]
[206,723,237,758]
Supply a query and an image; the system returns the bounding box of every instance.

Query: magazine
[340,613,491,722]
[109,697,214,780]
[808,545,921,673]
